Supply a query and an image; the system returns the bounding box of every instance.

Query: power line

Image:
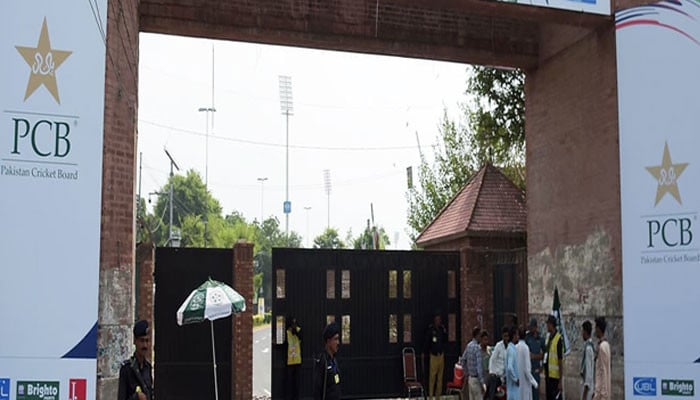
[139,119,432,151]
[140,164,403,191]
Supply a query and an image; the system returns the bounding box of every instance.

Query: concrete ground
[253,325,271,397]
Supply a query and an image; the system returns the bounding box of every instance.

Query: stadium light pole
[324,169,332,229]
[279,75,293,243]
[198,106,216,188]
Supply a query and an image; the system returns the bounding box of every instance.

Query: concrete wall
[96,1,140,399]
[525,21,623,398]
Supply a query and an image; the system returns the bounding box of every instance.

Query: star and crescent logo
[646,142,689,206]
[15,17,72,104]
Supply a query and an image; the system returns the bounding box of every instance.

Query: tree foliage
[313,228,346,249]
[407,66,526,242]
[138,170,303,310]
[352,223,391,250]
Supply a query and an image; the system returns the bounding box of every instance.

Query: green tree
[407,112,478,240]
[136,197,162,244]
[179,214,206,247]
[313,228,346,249]
[352,223,391,250]
[152,169,222,246]
[254,216,302,307]
[407,66,525,241]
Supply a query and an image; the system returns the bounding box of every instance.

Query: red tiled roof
[415,164,526,246]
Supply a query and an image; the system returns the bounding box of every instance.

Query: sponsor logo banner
[0,378,9,400]
[68,379,86,400]
[633,377,657,396]
[16,381,59,400]
[662,379,695,396]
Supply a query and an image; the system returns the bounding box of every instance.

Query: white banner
[0,1,107,399]
[509,0,609,16]
[617,1,700,397]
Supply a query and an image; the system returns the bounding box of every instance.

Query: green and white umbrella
[176,278,246,400]
[176,278,246,325]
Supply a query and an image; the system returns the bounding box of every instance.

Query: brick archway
[99,1,645,398]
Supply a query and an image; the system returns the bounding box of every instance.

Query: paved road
[253,326,271,397]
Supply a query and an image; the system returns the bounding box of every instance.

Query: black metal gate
[154,247,234,400]
[271,248,461,399]
[493,264,518,339]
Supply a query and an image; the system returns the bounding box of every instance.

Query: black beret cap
[134,320,149,338]
[323,322,340,341]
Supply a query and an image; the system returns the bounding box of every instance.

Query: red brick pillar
[136,241,155,345]
[232,241,254,400]
[97,0,139,399]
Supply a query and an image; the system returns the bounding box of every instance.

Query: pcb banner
[0,1,107,399]
[617,1,700,397]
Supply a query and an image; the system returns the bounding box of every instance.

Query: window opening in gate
[389,314,398,343]
[448,313,456,342]
[342,315,351,343]
[448,270,456,299]
[327,315,336,325]
[276,315,285,344]
[276,269,286,299]
[389,270,397,298]
[341,270,350,299]
[403,270,412,299]
[403,314,412,343]
[326,270,335,299]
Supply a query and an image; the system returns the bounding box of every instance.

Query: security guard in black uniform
[313,323,341,400]
[118,320,154,400]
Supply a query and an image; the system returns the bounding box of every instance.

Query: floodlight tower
[279,75,294,243]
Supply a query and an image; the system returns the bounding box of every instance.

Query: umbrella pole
[211,320,219,400]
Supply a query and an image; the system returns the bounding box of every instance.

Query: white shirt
[489,340,507,377]
[516,340,538,400]
[581,339,595,400]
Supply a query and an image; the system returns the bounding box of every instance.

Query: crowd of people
[115,313,611,400]
[453,315,611,400]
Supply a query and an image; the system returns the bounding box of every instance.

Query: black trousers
[545,377,560,400]
[486,374,502,400]
[285,364,301,400]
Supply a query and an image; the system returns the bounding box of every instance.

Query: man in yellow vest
[543,316,563,400]
[286,316,302,400]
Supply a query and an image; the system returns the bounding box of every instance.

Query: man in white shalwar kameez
[515,327,539,400]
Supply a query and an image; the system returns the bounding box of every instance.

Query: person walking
[425,312,448,400]
[525,319,544,400]
[506,327,520,400]
[481,330,492,383]
[516,327,539,400]
[285,316,302,400]
[543,316,563,400]
[314,323,342,400]
[580,321,594,400]
[118,320,154,400]
[487,327,510,400]
[593,317,611,400]
[461,327,486,399]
